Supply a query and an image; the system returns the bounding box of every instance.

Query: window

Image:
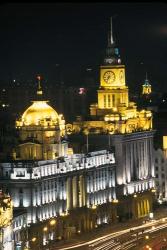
[108,95,111,107]
[19,198,23,207]
[162,174,165,179]
[155,158,158,163]
[112,95,115,107]
[16,171,25,177]
[156,174,158,178]
[104,95,106,108]
[155,167,158,171]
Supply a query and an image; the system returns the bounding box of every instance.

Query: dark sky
[1,3,167,92]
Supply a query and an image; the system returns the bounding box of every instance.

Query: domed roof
[21,100,59,126]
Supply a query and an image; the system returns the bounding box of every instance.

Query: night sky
[1,3,167,93]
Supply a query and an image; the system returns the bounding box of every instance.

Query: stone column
[66,177,72,210]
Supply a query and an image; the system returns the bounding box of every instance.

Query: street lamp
[31,237,37,242]
[49,219,56,226]
[43,226,48,232]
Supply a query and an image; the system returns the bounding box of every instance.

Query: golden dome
[20,100,59,126]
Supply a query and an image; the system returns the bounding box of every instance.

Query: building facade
[0,150,116,248]
[68,18,155,221]
[0,77,117,248]
[154,136,167,203]
[0,191,13,250]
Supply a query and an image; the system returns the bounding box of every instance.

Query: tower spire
[37,75,43,96]
[104,16,121,65]
[146,72,148,81]
[110,16,114,45]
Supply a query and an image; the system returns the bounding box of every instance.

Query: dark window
[162,174,165,179]
[19,198,23,207]
[156,174,158,178]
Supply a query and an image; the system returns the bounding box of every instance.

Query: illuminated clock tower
[98,18,128,110]
[70,17,155,221]
[90,18,130,118]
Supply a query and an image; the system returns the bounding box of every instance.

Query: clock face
[103,71,115,84]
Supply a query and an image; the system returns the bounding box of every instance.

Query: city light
[43,226,48,232]
[31,237,37,242]
[50,219,56,226]
[112,199,119,203]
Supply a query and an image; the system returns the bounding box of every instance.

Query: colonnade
[137,199,150,218]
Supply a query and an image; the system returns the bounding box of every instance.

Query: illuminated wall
[15,99,67,160]
[0,150,116,233]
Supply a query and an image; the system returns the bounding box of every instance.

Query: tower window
[108,95,111,108]
[104,95,106,108]
[112,95,115,107]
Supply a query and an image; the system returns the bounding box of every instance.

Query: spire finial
[110,16,114,45]
[146,72,148,80]
[37,75,43,96]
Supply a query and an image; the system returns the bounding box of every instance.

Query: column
[66,177,72,210]
[72,176,78,208]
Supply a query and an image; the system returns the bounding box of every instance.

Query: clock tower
[97,17,129,110]
[72,17,152,134]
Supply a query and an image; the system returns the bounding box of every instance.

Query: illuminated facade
[72,25,152,134]
[0,192,13,250]
[154,136,167,203]
[15,77,67,161]
[68,18,155,220]
[0,150,116,248]
[0,79,117,248]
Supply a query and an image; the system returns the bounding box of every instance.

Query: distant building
[48,84,89,122]
[154,136,167,203]
[142,73,152,95]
